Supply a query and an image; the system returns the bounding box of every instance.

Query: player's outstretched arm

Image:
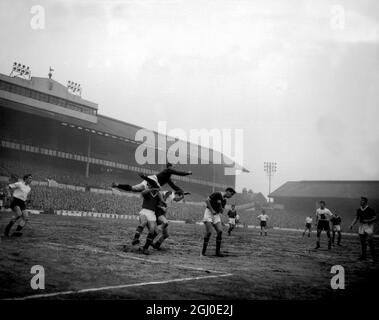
[172,191,184,202]
[167,168,192,176]
[158,190,165,202]
[167,179,183,192]
[362,215,377,224]
[113,183,132,191]
[8,182,18,191]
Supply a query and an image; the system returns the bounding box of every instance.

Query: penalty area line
[5,273,234,300]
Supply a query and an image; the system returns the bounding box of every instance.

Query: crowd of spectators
[30,186,141,215]
[29,185,205,220]
[0,157,141,189]
[1,157,222,204]
[2,158,325,230]
[1,158,85,186]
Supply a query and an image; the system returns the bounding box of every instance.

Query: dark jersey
[330,216,341,226]
[155,199,168,217]
[141,190,161,211]
[227,209,237,218]
[207,192,226,213]
[356,207,376,223]
[156,168,191,187]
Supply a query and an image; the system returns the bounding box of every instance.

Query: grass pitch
[0,212,378,300]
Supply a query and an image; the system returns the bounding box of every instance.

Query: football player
[350,197,377,261]
[4,174,32,237]
[227,205,237,236]
[151,190,184,250]
[257,210,269,236]
[129,184,163,255]
[315,201,333,250]
[303,216,313,237]
[112,163,192,194]
[330,213,342,246]
[201,187,236,257]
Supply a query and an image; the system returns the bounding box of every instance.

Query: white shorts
[134,175,161,191]
[333,225,341,232]
[203,208,221,224]
[139,208,156,222]
[358,223,374,235]
[228,218,236,225]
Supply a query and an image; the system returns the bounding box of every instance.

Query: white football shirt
[258,214,269,221]
[9,181,31,201]
[305,217,313,224]
[316,208,333,220]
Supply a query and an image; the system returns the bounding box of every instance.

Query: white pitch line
[5,273,234,300]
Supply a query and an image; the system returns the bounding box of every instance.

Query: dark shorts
[11,197,26,211]
[305,223,312,229]
[260,221,267,227]
[317,220,330,231]
[155,207,166,218]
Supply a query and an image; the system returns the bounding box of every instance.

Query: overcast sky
[1,0,378,196]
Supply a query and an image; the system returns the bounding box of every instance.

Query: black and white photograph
[0,0,378,313]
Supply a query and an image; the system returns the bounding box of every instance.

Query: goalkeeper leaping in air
[112,163,192,198]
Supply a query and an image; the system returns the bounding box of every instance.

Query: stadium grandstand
[0,64,249,214]
[267,180,379,232]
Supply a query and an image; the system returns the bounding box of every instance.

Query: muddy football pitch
[0,212,378,300]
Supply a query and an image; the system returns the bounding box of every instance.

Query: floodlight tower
[67,80,82,97]
[10,62,31,80]
[264,162,277,203]
[48,66,54,79]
